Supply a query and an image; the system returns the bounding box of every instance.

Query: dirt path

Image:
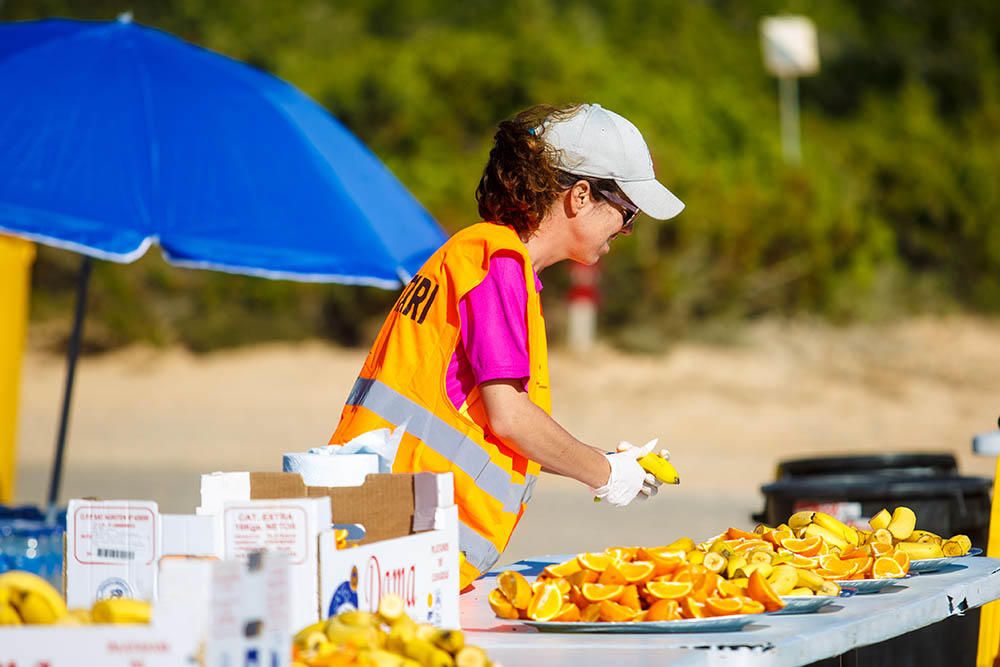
[14,316,1000,562]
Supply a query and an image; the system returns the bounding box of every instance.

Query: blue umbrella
[0,15,448,504]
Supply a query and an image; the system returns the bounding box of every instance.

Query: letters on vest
[394,273,439,324]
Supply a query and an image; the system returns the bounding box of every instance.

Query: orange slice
[845,556,874,577]
[818,555,859,577]
[619,585,642,611]
[784,552,819,569]
[526,582,564,621]
[581,603,602,622]
[746,570,786,612]
[892,550,910,575]
[488,588,519,619]
[690,571,721,602]
[605,547,637,562]
[680,596,706,619]
[619,561,656,584]
[727,527,761,541]
[780,535,823,557]
[497,571,532,609]
[645,580,694,600]
[840,547,870,560]
[705,596,743,616]
[580,583,625,603]
[568,569,600,588]
[598,562,628,586]
[552,602,581,622]
[717,579,747,598]
[577,552,612,572]
[671,564,708,583]
[544,558,583,579]
[738,597,766,615]
[637,549,686,577]
[732,539,772,554]
[872,556,906,579]
[645,599,681,622]
[599,599,640,622]
[870,542,894,558]
[813,568,845,581]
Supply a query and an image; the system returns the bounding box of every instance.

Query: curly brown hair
[476,104,624,238]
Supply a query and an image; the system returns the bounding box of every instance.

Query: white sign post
[759,16,820,165]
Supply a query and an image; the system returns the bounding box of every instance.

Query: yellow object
[90,597,152,624]
[331,224,550,589]
[886,506,917,541]
[0,570,67,624]
[637,452,680,485]
[0,236,34,503]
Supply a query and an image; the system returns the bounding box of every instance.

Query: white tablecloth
[461,553,1000,666]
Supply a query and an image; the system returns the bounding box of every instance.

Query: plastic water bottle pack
[0,505,66,591]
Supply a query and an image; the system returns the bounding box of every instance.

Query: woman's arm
[479,379,611,489]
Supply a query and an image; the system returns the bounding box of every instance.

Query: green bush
[5,0,999,352]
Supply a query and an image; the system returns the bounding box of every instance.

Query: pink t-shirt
[445,252,543,410]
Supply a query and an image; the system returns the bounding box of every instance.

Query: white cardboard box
[198,470,461,629]
[0,554,291,667]
[202,496,330,630]
[66,499,160,608]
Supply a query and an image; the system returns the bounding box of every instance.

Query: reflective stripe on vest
[347,377,537,514]
[459,522,503,574]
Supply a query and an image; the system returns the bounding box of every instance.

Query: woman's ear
[568,180,592,216]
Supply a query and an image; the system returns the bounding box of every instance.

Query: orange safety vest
[330,222,550,588]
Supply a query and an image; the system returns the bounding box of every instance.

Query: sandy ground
[13,316,1000,564]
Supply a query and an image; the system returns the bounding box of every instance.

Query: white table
[461,554,1000,666]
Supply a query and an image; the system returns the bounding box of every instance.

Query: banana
[294,620,328,647]
[804,523,848,551]
[813,512,860,547]
[0,601,22,625]
[637,452,680,485]
[767,565,799,596]
[403,638,455,667]
[454,646,489,667]
[387,620,419,654]
[886,506,916,541]
[895,541,944,560]
[872,528,894,545]
[748,550,774,566]
[910,530,943,545]
[429,629,465,654]
[364,649,418,667]
[91,598,152,625]
[950,535,972,554]
[787,511,816,530]
[339,610,380,628]
[378,594,407,625]
[0,571,67,625]
[816,581,841,597]
[702,552,727,574]
[795,568,827,592]
[868,508,891,531]
[325,618,384,649]
[686,550,706,566]
[726,556,748,579]
[664,537,696,553]
[786,587,815,597]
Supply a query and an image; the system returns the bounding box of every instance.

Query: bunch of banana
[0,571,68,625]
[292,594,497,667]
[866,507,972,559]
[0,570,154,627]
[787,510,861,551]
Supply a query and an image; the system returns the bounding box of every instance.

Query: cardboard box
[319,472,459,627]
[0,554,290,667]
[199,496,330,629]
[66,499,160,608]
[199,471,461,628]
[160,514,215,557]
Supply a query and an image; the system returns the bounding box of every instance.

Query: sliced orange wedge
[872,556,906,579]
[780,535,823,557]
[544,558,582,579]
[580,583,625,603]
[525,582,563,621]
[705,596,743,616]
[497,570,532,609]
[645,580,694,600]
[577,552,612,572]
[488,588,519,619]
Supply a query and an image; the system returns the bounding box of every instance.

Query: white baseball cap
[541,104,684,220]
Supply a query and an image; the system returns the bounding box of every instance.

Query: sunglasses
[598,189,640,233]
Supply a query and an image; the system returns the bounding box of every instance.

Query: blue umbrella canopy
[0,15,450,505]
[0,15,446,287]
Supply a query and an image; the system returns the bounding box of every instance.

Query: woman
[331,103,684,588]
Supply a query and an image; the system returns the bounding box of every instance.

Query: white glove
[591,439,656,507]
[616,439,671,501]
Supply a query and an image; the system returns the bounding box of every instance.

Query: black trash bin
[753,453,992,667]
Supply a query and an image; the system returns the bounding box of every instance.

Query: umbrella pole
[47,256,92,508]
